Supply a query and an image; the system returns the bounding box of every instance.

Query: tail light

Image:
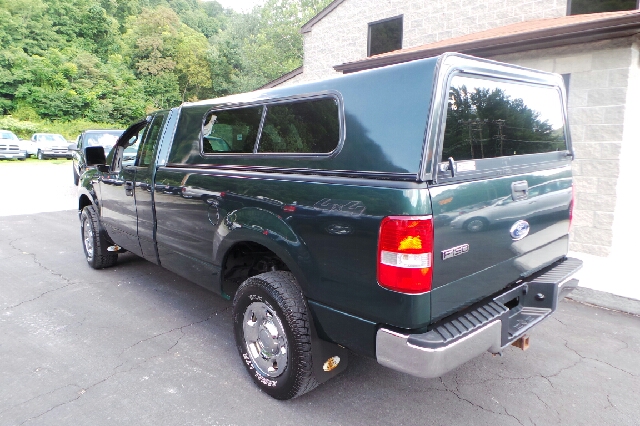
[377,216,434,294]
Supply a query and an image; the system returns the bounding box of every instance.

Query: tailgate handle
[511,181,528,201]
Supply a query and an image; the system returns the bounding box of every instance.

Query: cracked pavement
[1,165,639,425]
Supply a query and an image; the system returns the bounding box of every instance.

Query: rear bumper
[376,257,582,379]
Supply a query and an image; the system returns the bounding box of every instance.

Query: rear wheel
[232,271,318,400]
[80,205,117,269]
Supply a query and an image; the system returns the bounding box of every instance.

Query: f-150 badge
[441,244,469,260]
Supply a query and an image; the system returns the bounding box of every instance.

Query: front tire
[37,150,44,160]
[232,271,318,400]
[73,167,79,185]
[80,205,118,269]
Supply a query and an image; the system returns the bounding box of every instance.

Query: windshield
[0,131,18,141]
[39,134,67,143]
[85,131,123,150]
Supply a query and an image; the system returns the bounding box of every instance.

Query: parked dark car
[72,130,124,185]
[76,53,582,400]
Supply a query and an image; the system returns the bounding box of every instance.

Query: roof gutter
[334,13,640,73]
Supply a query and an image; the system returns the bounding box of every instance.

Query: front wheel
[37,150,44,160]
[232,271,318,400]
[80,205,118,269]
[465,217,489,232]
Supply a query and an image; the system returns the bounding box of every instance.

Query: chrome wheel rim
[467,219,485,232]
[83,218,94,259]
[242,301,288,378]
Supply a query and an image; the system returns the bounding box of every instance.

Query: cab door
[99,119,149,256]
[133,112,168,263]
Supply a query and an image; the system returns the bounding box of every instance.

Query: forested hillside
[0,0,329,136]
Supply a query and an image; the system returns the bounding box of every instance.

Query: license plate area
[493,281,557,346]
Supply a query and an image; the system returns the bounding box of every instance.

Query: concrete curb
[567,287,640,317]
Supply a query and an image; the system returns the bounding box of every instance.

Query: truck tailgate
[429,165,572,321]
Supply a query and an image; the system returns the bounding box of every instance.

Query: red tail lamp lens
[377,216,434,294]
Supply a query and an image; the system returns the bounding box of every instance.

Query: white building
[265,1,640,300]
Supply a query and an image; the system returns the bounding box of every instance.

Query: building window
[568,0,638,15]
[368,16,403,57]
[562,73,571,97]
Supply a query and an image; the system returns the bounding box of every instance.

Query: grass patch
[0,157,72,165]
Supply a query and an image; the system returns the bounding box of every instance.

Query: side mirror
[96,164,110,173]
[85,146,106,167]
[67,143,78,151]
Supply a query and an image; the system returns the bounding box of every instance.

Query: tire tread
[82,205,117,269]
[234,271,318,399]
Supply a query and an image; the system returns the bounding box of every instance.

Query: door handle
[511,181,528,201]
[124,181,134,196]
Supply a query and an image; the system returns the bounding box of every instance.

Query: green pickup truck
[77,53,582,400]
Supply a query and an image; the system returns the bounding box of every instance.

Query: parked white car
[29,133,73,159]
[450,178,573,232]
[0,130,27,160]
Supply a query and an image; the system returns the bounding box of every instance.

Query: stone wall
[493,37,637,257]
[299,0,567,82]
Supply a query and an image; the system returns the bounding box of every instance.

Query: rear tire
[232,271,318,400]
[80,205,118,269]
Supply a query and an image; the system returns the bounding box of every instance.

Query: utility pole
[493,119,506,157]
[458,118,488,159]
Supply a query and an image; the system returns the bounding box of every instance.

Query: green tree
[0,0,329,123]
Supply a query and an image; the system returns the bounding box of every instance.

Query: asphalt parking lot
[1,161,639,425]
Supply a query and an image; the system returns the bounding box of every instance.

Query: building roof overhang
[334,10,640,74]
[258,67,304,90]
[301,0,347,34]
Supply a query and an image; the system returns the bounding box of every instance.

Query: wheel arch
[79,194,92,212]
[214,227,315,299]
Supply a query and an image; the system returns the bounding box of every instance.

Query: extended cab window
[442,76,566,162]
[109,119,148,172]
[257,98,340,154]
[202,106,263,153]
[137,113,166,167]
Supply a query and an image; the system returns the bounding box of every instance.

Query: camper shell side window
[200,94,342,157]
